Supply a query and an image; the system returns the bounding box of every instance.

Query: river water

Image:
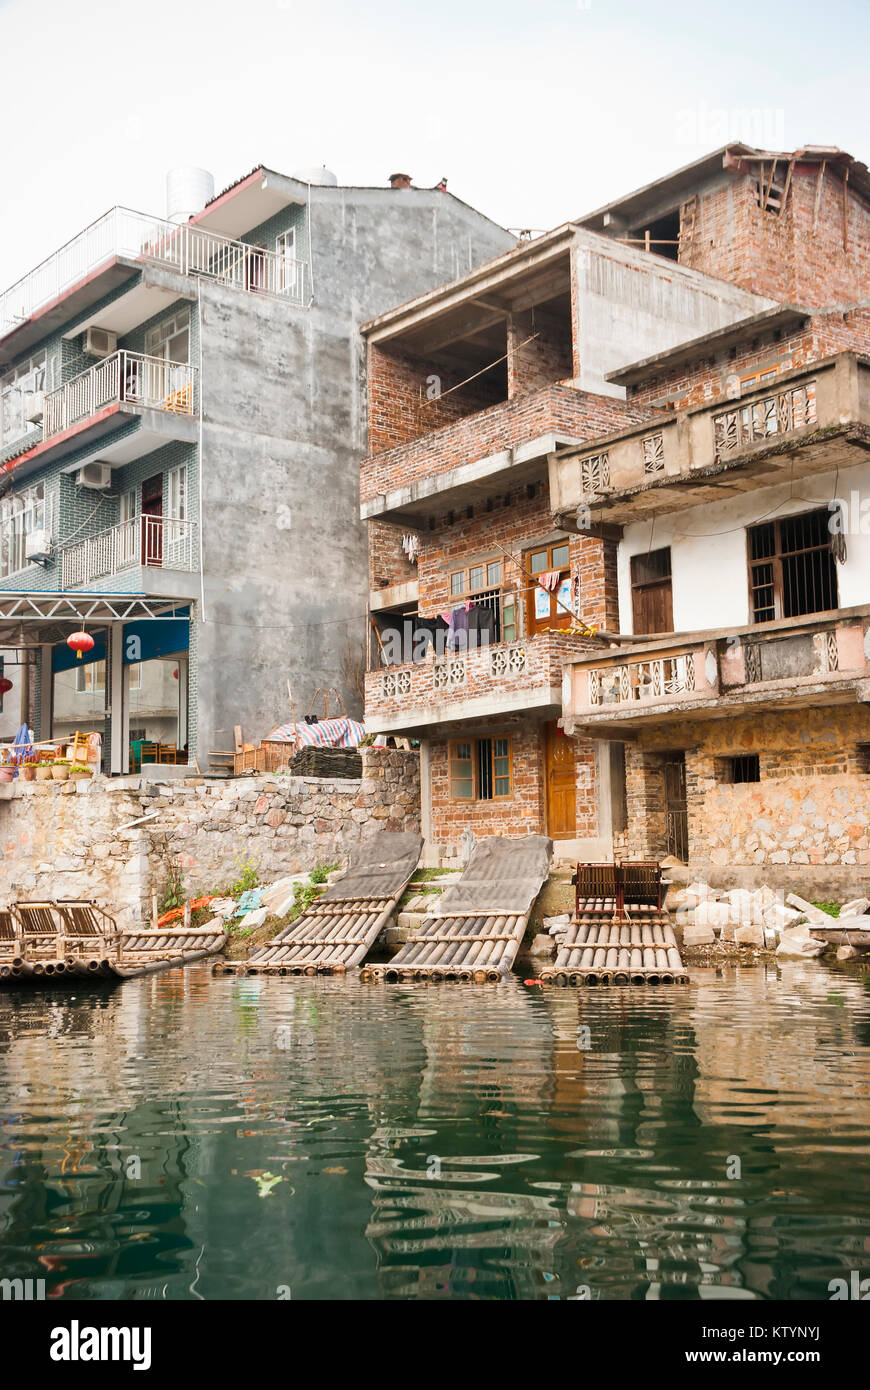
[1,962,868,1301]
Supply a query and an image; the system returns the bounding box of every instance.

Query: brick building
[360,171,774,862]
[554,143,870,894]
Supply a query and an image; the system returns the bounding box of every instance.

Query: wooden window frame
[525,541,572,635]
[448,735,513,802]
[629,546,673,635]
[746,508,839,625]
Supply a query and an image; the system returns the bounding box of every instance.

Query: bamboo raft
[361,834,553,984]
[0,901,227,986]
[540,903,688,985]
[215,830,424,977]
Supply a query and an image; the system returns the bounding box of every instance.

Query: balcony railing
[563,609,870,728]
[43,352,196,439]
[0,206,308,337]
[549,355,869,525]
[60,515,197,589]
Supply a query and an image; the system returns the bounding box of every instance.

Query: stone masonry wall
[619,706,870,896]
[0,750,420,928]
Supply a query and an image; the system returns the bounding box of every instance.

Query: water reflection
[0,964,868,1299]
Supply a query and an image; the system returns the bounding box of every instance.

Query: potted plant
[35,759,54,781]
[69,762,93,782]
[51,758,71,782]
[0,761,14,783]
[20,761,36,782]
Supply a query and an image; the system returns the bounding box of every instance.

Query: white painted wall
[617,458,870,635]
[573,229,772,399]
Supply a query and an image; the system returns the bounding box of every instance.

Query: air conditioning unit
[25,529,52,562]
[25,391,45,424]
[75,461,113,490]
[83,327,117,358]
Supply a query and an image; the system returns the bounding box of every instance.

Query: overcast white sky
[1,0,868,287]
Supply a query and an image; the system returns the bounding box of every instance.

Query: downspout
[197,277,206,622]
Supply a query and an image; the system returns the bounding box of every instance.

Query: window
[747,509,838,623]
[144,309,190,364]
[719,754,760,784]
[276,228,302,296]
[0,482,47,579]
[525,541,572,636]
[447,560,509,642]
[0,352,49,451]
[630,547,673,635]
[449,736,512,800]
[75,661,105,694]
[166,466,187,522]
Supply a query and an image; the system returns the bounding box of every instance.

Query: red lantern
[67,631,95,661]
[0,677,12,696]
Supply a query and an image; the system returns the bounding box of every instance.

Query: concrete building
[0,166,511,771]
[363,143,870,880]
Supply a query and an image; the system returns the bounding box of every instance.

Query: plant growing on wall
[154,833,186,914]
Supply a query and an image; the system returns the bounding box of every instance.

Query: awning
[0,592,188,647]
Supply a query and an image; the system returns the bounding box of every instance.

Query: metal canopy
[0,592,187,647]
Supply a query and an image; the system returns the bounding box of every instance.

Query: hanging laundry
[537,569,561,592]
[447,605,469,651]
[402,533,420,564]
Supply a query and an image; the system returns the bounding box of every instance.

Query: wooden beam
[843,167,850,252]
[780,158,795,216]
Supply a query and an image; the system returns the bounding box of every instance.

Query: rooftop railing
[0,206,307,338]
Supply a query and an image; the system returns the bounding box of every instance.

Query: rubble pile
[669,882,870,960]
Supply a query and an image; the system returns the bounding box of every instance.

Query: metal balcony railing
[43,352,196,438]
[0,206,308,337]
[60,515,197,589]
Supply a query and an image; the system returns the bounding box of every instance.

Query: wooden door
[141,474,163,567]
[630,547,673,634]
[526,541,572,637]
[663,755,688,862]
[545,721,576,839]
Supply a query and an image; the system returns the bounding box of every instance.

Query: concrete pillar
[419,738,437,865]
[109,624,126,774]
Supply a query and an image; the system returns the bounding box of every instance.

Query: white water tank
[166,167,216,224]
[292,165,338,186]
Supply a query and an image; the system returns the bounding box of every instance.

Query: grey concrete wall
[573,229,773,398]
[194,186,512,761]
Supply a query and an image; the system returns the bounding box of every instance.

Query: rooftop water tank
[292,165,338,186]
[166,167,216,224]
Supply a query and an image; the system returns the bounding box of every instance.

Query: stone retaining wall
[0,750,420,927]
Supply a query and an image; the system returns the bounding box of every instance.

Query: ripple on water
[0,964,869,1300]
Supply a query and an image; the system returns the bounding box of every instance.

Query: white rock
[543,914,571,930]
[786,893,833,925]
[683,925,716,946]
[734,923,765,948]
[776,928,827,959]
[839,898,870,917]
[238,908,268,930]
[694,900,731,928]
[762,903,803,930]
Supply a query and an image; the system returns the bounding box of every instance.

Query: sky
[1,0,869,288]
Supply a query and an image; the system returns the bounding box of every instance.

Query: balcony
[60,515,198,593]
[6,352,199,477]
[561,607,870,736]
[365,627,581,734]
[0,206,308,361]
[360,384,643,525]
[549,354,870,527]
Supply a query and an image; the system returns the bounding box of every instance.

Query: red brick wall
[627,311,870,412]
[507,308,573,398]
[369,519,417,588]
[681,166,870,308]
[368,342,505,454]
[427,720,599,858]
[362,383,655,504]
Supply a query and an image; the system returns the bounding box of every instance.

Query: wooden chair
[139,742,159,766]
[54,901,122,958]
[158,743,177,764]
[12,902,62,958]
[620,861,663,910]
[0,910,20,956]
[573,862,620,916]
[69,731,91,765]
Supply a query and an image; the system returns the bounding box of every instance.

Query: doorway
[663,754,688,862]
[545,720,576,839]
[141,474,163,567]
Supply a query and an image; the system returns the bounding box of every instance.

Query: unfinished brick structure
[361,182,770,863]
[554,142,870,891]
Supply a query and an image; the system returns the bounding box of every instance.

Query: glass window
[450,571,464,595]
[552,543,570,568]
[468,565,484,591]
[501,595,516,643]
[493,738,511,797]
[529,550,548,574]
[448,737,512,801]
[449,742,474,800]
[487,562,501,587]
